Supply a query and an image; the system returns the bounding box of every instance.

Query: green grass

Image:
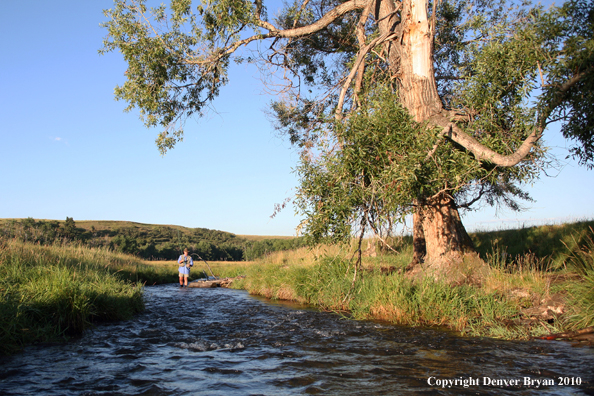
[3,220,593,353]
[563,230,594,330]
[214,223,594,340]
[471,220,594,268]
[218,257,525,337]
[0,240,179,355]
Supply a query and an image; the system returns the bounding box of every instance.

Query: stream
[0,284,593,395]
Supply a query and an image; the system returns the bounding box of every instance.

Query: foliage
[100,0,237,154]
[564,228,594,329]
[540,0,594,167]
[295,86,539,243]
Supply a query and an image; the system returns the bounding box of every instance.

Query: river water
[1,284,593,395]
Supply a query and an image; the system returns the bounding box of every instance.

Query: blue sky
[1,1,592,236]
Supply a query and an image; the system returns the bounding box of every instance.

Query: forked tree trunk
[409,195,474,269]
[420,194,474,262]
[377,0,476,268]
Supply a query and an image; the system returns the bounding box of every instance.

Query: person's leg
[179,273,184,286]
[183,274,189,286]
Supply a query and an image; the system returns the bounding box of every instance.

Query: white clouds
[50,136,67,143]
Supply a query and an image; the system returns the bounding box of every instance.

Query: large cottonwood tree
[101,0,593,268]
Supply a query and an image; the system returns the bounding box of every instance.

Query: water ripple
[0,285,593,395]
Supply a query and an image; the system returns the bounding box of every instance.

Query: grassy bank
[0,240,179,355]
[3,221,592,354]
[213,225,594,340]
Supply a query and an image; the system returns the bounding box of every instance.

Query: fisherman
[178,248,193,287]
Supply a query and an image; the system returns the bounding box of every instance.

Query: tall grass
[220,255,525,337]
[564,230,594,329]
[472,219,594,268]
[0,240,179,355]
[215,223,594,339]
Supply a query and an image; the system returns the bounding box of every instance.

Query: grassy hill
[2,217,592,264]
[470,220,594,267]
[0,218,305,261]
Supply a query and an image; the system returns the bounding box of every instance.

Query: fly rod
[192,253,217,279]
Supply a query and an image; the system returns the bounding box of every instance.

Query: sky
[1,1,593,237]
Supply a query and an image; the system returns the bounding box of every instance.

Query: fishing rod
[192,253,217,280]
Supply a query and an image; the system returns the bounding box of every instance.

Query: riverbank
[0,240,179,355]
[214,226,594,342]
[2,221,592,354]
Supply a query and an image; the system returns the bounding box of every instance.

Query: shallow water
[1,284,593,395]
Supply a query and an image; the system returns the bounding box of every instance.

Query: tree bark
[408,200,426,270]
[376,0,475,267]
[382,0,442,122]
[420,193,474,263]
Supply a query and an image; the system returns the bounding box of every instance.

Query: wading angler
[178,248,193,287]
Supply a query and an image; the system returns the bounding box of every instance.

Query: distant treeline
[0,218,306,261]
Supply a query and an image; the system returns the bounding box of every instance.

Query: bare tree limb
[185,0,370,65]
[255,0,369,37]
[353,0,376,106]
[335,30,398,120]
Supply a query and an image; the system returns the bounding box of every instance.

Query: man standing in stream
[178,248,193,287]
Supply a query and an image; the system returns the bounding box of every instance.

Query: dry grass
[369,304,407,322]
[256,244,355,267]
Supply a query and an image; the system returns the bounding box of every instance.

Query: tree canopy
[101,0,593,265]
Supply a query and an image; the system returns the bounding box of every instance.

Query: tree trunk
[419,193,474,264]
[407,200,426,270]
[408,195,473,270]
[377,0,476,268]
[380,0,442,122]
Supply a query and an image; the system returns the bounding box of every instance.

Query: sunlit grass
[212,226,594,340]
[0,240,179,355]
[4,220,590,354]
[563,229,594,330]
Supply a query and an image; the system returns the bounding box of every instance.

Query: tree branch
[256,0,369,38]
[457,184,487,209]
[431,116,543,167]
[185,0,370,65]
[292,0,312,29]
[335,31,398,120]
[430,66,594,167]
[353,0,376,107]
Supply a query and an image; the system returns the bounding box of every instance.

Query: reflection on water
[1,285,593,395]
